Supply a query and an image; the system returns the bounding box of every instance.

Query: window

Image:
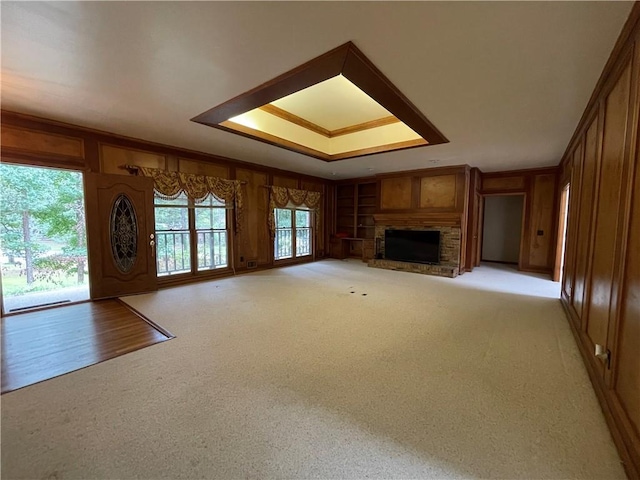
[154,193,228,277]
[195,194,227,271]
[274,208,312,261]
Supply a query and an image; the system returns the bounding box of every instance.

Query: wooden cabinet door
[85,173,157,299]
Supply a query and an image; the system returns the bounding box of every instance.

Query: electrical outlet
[240,256,244,262]
[537,230,544,236]
[247,260,257,268]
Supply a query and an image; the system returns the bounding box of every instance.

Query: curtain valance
[137,167,244,232]
[268,186,322,238]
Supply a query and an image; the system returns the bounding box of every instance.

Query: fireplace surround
[368,214,462,278]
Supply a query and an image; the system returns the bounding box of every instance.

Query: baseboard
[560,298,638,479]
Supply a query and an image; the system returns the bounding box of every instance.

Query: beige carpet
[1,260,625,479]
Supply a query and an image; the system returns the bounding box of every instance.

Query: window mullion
[188,198,197,275]
[291,208,296,259]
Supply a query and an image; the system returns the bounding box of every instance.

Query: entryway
[481,194,525,267]
[0,164,90,314]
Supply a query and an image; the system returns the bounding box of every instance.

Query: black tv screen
[385,229,440,264]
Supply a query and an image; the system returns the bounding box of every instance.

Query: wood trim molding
[219,120,329,160]
[328,139,426,161]
[254,104,400,143]
[330,116,399,137]
[259,104,332,137]
[373,212,463,227]
[258,105,399,139]
[219,120,427,162]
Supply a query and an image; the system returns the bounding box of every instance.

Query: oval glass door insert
[110,194,138,273]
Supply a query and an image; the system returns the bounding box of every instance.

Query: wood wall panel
[235,168,270,266]
[272,176,299,189]
[527,174,557,268]
[612,147,640,465]
[481,175,525,192]
[300,180,323,192]
[465,168,482,271]
[573,116,600,319]
[177,158,229,179]
[562,143,583,298]
[380,177,412,210]
[585,60,632,354]
[419,174,456,209]
[100,144,167,175]
[1,126,84,159]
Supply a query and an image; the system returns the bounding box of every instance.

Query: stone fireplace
[368,214,462,278]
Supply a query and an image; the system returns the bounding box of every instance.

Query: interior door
[85,173,157,299]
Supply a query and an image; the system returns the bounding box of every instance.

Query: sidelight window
[155,193,191,276]
[195,194,227,271]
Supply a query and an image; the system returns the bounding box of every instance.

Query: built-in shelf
[334,180,377,242]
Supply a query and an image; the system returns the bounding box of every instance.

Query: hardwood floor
[1,299,173,394]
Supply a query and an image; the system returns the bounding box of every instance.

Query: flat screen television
[384,229,440,264]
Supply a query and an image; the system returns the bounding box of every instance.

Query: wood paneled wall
[377,166,469,215]
[464,168,482,271]
[480,167,559,274]
[558,5,640,478]
[0,111,331,283]
[375,165,471,270]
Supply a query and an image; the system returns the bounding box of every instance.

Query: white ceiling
[0,2,633,180]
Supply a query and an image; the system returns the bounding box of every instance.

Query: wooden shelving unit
[332,180,377,260]
[356,182,376,240]
[336,184,356,236]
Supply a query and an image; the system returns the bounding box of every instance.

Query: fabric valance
[268,186,322,238]
[137,167,244,232]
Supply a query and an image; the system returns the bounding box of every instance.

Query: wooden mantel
[373,212,463,227]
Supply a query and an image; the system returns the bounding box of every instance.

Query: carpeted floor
[0,260,625,479]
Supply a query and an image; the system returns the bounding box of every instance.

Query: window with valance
[269,186,322,261]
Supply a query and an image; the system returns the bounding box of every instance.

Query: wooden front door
[85,173,157,299]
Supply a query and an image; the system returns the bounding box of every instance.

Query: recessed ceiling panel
[192,42,447,161]
[271,75,392,131]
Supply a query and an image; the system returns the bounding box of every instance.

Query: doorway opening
[554,183,570,283]
[481,194,525,269]
[0,164,90,314]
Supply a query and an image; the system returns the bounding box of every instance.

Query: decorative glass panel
[110,194,138,273]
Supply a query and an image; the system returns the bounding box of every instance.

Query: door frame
[553,183,571,282]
